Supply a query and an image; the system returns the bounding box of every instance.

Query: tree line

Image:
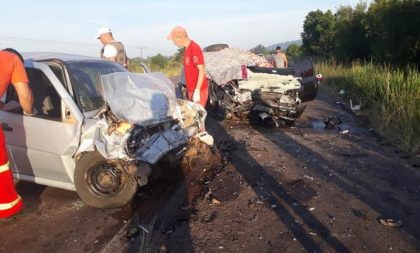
[132,0,419,72]
[301,0,419,66]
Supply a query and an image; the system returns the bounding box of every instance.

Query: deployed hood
[100,72,181,126]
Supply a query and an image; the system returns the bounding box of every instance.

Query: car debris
[339,129,350,134]
[324,116,342,129]
[378,217,403,227]
[211,198,221,204]
[350,99,362,111]
[303,175,314,181]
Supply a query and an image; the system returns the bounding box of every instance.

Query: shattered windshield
[67,61,128,112]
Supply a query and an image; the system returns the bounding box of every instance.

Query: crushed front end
[78,72,213,188]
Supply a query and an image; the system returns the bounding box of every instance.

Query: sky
[0,0,366,58]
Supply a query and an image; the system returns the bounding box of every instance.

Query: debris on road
[378,217,403,227]
[324,116,342,129]
[303,175,314,181]
[211,198,221,204]
[350,99,362,111]
[351,208,369,220]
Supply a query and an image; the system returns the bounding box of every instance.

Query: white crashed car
[201,46,321,126]
[0,53,212,208]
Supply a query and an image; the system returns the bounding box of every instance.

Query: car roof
[22,52,100,62]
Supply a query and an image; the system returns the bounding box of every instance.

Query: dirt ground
[1,85,419,253]
[121,86,420,253]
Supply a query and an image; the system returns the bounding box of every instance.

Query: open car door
[0,61,83,190]
[293,58,318,102]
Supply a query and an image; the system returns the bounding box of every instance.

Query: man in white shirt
[96,27,129,68]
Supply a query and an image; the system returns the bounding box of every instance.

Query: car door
[0,62,84,190]
[293,58,318,102]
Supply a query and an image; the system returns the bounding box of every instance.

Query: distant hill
[267,39,302,51]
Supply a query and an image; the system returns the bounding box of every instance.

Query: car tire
[74,151,138,208]
[204,44,229,52]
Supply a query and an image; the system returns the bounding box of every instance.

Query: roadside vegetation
[303,0,420,153]
[317,62,420,152]
[129,49,183,77]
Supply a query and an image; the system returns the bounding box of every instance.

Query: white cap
[96,27,112,39]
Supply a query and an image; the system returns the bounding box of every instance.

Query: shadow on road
[255,124,420,243]
[207,118,351,253]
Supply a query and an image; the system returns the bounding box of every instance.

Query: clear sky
[0,0,366,58]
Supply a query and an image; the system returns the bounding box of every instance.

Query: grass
[316,62,420,153]
[131,61,182,78]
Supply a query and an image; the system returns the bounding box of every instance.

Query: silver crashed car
[0,53,212,208]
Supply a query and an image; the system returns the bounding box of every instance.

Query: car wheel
[74,151,138,208]
[204,44,229,52]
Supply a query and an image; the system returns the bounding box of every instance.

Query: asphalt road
[2,83,419,253]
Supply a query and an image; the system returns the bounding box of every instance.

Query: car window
[67,61,127,112]
[7,68,62,121]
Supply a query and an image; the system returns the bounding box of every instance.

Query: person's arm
[192,64,206,103]
[195,64,206,90]
[284,53,289,68]
[13,81,34,115]
[10,56,34,115]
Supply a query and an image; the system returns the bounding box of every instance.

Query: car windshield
[67,61,128,112]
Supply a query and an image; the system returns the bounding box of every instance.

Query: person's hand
[192,89,200,103]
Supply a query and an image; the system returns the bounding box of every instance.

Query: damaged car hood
[100,72,182,126]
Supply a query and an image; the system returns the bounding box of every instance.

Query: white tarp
[100,72,181,126]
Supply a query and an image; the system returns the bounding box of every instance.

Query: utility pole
[136,46,146,59]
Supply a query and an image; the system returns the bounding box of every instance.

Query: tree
[286,44,302,60]
[251,44,269,55]
[148,54,169,70]
[174,48,185,63]
[128,57,146,73]
[366,0,420,65]
[333,3,370,63]
[301,10,336,58]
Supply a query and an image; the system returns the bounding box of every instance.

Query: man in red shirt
[0,48,34,219]
[167,26,208,107]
